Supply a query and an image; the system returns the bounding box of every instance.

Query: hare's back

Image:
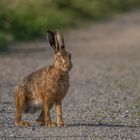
[16,66,50,93]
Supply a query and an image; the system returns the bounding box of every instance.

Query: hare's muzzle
[67,64,73,71]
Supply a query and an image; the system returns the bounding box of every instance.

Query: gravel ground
[0,10,140,140]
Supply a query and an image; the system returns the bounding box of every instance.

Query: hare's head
[47,30,72,72]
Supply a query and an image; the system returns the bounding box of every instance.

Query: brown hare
[14,30,72,127]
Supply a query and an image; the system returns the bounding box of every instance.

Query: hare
[14,30,72,127]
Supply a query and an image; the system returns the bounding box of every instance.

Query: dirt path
[0,10,140,139]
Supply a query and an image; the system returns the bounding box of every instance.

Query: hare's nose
[69,64,73,69]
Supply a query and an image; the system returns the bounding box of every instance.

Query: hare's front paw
[51,121,64,127]
[45,120,53,128]
[57,120,65,127]
[51,121,57,127]
[15,121,30,127]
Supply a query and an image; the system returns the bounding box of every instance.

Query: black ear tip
[47,31,53,34]
[47,31,54,39]
[47,31,56,49]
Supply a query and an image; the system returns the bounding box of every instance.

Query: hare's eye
[57,53,61,57]
[58,53,61,55]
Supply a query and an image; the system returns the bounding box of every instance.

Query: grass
[0,0,140,49]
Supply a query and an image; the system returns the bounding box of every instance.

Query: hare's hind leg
[14,86,30,126]
[36,103,54,126]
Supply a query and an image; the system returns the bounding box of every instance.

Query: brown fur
[14,30,72,127]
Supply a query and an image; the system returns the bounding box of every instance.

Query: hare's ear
[55,30,65,49]
[47,31,58,51]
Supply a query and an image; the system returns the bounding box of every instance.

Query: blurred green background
[0,0,140,49]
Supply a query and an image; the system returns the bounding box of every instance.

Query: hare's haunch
[14,30,72,127]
